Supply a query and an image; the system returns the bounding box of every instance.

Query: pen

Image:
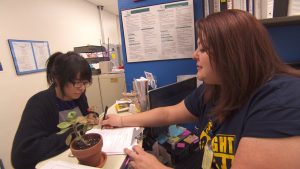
[101,106,108,129]
[120,155,130,169]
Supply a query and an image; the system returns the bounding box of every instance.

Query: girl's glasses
[71,80,91,88]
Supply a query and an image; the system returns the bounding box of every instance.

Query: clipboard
[87,127,143,155]
[120,128,143,169]
[131,128,144,145]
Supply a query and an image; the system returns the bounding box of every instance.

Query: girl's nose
[77,85,86,91]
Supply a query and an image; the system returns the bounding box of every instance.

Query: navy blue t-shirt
[56,98,83,122]
[184,74,300,169]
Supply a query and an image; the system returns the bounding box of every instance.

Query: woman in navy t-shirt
[102,10,300,169]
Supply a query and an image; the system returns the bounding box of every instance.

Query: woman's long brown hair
[197,10,300,123]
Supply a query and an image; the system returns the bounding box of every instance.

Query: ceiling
[86,0,119,15]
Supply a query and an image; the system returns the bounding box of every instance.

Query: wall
[119,0,300,91]
[267,24,300,63]
[101,9,122,45]
[118,0,203,91]
[0,0,119,168]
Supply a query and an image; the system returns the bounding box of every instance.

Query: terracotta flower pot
[70,133,107,167]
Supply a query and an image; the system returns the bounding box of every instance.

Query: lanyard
[202,118,220,169]
[208,118,221,138]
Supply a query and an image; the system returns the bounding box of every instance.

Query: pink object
[181,130,191,136]
[177,143,185,148]
[193,138,199,144]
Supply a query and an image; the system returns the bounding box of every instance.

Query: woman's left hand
[124,145,171,169]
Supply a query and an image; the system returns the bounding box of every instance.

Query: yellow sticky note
[168,137,180,144]
[184,135,194,144]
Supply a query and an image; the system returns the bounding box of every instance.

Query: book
[248,0,254,15]
[233,0,247,11]
[273,0,289,17]
[213,0,221,12]
[254,0,262,19]
[220,0,228,11]
[204,0,210,17]
[261,0,274,19]
[288,0,300,16]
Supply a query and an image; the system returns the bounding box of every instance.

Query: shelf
[74,45,106,53]
[261,15,300,27]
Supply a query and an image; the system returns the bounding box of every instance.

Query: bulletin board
[8,39,50,75]
[121,0,195,63]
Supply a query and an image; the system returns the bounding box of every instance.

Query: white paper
[87,127,136,155]
[40,160,96,169]
[121,0,195,62]
[11,41,36,71]
[32,42,50,69]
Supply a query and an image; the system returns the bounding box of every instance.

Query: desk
[36,105,134,169]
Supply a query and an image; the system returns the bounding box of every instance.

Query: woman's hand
[101,114,123,128]
[125,145,171,169]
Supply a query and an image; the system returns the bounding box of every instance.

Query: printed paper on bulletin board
[121,0,195,63]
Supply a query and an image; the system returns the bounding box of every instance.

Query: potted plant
[57,111,107,167]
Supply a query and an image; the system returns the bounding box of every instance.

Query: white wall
[101,10,121,45]
[0,0,119,168]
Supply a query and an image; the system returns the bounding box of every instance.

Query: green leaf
[74,136,80,141]
[65,134,72,145]
[70,118,77,124]
[56,112,94,146]
[56,127,70,134]
[86,124,93,131]
[67,111,77,119]
[57,122,72,129]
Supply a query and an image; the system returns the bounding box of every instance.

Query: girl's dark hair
[46,51,92,96]
[197,9,300,123]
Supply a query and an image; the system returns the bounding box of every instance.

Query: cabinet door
[99,73,126,109]
[85,76,103,114]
